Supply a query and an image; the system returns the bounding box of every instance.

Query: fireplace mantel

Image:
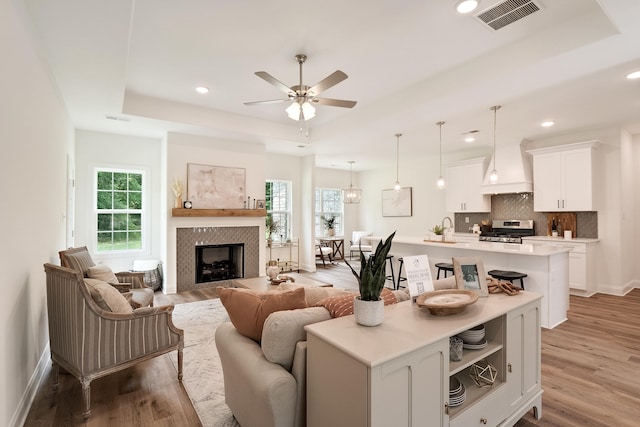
[172,208,266,217]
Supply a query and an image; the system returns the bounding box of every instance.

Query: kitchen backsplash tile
[454,192,598,238]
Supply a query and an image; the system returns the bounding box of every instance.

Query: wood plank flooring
[23,262,640,426]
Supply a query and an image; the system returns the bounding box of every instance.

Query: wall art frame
[187,163,246,209]
[382,187,412,217]
[452,256,489,297]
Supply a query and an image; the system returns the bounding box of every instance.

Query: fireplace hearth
[176,226,260,292]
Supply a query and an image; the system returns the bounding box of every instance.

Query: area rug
[170,298,240,427]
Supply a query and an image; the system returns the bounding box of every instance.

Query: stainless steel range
[478,219,534,243]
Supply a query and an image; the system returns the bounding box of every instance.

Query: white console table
[306,292,542,427]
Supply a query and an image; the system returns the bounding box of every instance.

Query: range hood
[481,144,533,194]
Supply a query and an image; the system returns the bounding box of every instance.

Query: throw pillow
[277,282,357,306]
[84,279,134,314]
[87,264,119,284]
[63,249,95,276]
[217,287,308,342]
[314,287,398,318]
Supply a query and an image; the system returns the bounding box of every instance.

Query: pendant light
[436,121,446,189]
[489,105,501,184]
[393,133,402,190]
[341,161,362,204]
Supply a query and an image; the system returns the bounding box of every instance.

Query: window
[315,188,343,236]
[265,180,291,242]
[96,168,144,252]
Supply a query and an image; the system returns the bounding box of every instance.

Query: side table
[319,237,345,260]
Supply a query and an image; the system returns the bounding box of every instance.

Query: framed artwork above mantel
[187,163,245,209]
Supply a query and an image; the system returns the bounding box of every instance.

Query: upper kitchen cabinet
[528,141,599,212]
[445,158,491,212]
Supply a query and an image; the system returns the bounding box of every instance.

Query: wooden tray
[416,290,478,316]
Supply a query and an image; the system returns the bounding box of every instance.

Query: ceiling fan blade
[255,71,294,95]
[308,70,348,96]
[244,98,290,106]
[312,97,357,108]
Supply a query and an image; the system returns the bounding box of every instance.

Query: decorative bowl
[416,289,479,316]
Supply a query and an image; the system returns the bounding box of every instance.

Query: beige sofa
[215,277,455,427]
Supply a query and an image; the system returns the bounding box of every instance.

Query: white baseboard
[9,343,50,427]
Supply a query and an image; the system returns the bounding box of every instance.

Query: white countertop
[521,236,600,244]
[393,235,570,256]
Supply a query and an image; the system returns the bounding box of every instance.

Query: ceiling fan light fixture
[301,101,316,120]
[456,0,479,14]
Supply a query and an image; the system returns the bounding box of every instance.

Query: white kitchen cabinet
[306,293,542,427]
[522,237,598,297]
[445,158,491,213]
[528,141,598,212]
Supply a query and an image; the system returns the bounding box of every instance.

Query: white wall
[1,1,73,425]
[75,130,163,272]
[358,153,448,239]
[164,132,267,293]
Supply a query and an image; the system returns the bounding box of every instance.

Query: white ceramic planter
[353,296,384,326]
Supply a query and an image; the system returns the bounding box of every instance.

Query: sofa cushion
[314,287,398,318]
[87,264,119,284]
[217,287,308,342]
[277,282,357,306]
[84,279,133,314]
[261,307,331,371]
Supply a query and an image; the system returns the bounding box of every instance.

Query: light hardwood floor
[24,262,640,426]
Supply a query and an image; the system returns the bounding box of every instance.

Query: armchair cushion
[87,264,119,284]
[217,287,308,342]
[62,249,95,276]
[84,279,133,314]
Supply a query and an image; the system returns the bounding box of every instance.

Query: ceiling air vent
[475,0,542,31]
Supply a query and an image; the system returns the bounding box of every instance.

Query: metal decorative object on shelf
[469,359,497,387]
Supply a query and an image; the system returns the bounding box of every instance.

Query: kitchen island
[389,236,569,328]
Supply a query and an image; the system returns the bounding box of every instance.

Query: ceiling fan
[244,53,357,121]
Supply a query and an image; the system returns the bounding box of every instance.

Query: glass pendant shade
[342,161,362,203]
[393,133,402,190]
[436,121,445,189]
[490,106,500,184]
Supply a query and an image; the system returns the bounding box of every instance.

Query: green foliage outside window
[96,170,143,251]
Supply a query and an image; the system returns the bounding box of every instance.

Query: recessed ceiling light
[195,86,209,94]
[541,121,555,127]
[456,0,479,14]
[626,70,640,80]
[465,136,475,143]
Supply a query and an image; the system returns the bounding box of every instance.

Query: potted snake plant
[344,231,395,326]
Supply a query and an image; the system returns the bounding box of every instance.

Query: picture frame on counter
[453,256,488,297]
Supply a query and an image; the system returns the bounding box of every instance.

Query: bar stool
[396,257,407,289]
[385,255,396,289]
[435,262,454,279]
[488,270,527,290]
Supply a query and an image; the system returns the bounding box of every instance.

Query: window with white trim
[315,188,343,236]
[265,180,292,242]
[95,168,144,252]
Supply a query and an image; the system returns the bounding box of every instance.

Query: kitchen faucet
[441,216,453,242]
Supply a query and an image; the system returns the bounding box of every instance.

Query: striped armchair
[59,246,154,307]
[44,263,184,419]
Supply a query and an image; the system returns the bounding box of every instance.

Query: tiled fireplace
[176,226,260,292]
